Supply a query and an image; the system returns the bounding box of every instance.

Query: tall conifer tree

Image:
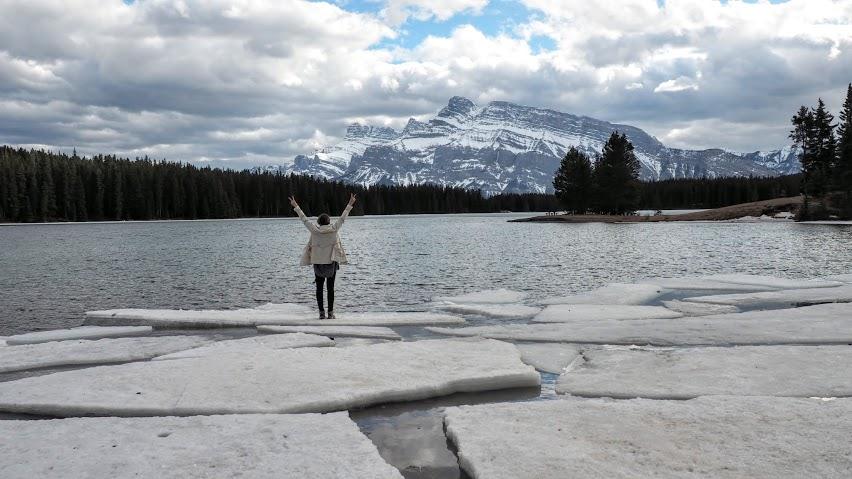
[593,132,640,214]
[552,147,594,214]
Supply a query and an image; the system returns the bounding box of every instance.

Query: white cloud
[0,0,850,166]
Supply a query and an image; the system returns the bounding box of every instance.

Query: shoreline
[510,196,806,224]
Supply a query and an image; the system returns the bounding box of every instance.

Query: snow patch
[444,396,852,479]
[152,333,333,361]
[643,274,840,292]
[540,283,665,305]
[257,325,401,340]
[0,413,402,478]
[433,289,527,304]
[533,304,683,323]
[557,345,852,399]
[0,339,539,416]
[823,273,852,283]
[5,326,153,346]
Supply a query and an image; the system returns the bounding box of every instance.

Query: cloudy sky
[2,0,851,169]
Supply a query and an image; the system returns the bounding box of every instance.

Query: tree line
[552,132,641,214]
[639,174,802,210]
[0,146,562,222]
[790,84,852,218]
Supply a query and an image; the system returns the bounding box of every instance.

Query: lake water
[2,213,852,336]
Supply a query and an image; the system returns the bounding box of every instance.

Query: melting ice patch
[532,305,683,323]
[0,336,210,373]
[685,284,852,307]
[257,325,402,340]
[0,339,539,417]
[427,303,852,346]
[823,273,852,283]
[153,333,333,361]
[436,303,540,318]
[0,413,402,479]
[433,289,527,304]
[540,283,665,305]
[643,273,841,292]
[661,300,740,316]
[557,345,852,399]
[5,326,153,346]
[85,304,462,328]
[516,344,581,374]
[443,396,852,479]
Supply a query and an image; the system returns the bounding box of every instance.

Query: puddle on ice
[351,385,543,479]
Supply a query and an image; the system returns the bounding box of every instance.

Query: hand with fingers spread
[289,196,299,209]
[348,193,357,207]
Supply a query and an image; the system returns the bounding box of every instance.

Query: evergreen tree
[836,84,852,204]
[812,99,836,194]
[593,132,640,214]
[790,105,818,196]
[552,147,593,213]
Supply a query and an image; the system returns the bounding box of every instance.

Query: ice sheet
[433,289,527,304]
[428,303,852,346]
[0,413,402,479]
[0,336,210,373]
[436,303,540,318]
[557,345,852,399]
[85,305,462,328]
[533,304,682,323]
[257,325,402,340]
[5,326,153,346]
[540,283,665,305]
[644,273,841,292]
[152,333,333,361]
[0,339,540,416]
[516,344,581,374]
[685,284,852,307]
[444,396,852,479]
[661,300,740,316]
[824,273,852,283]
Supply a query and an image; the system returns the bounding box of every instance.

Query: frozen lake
[1,213,852,335]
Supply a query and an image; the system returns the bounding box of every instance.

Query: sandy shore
[510,196,804,223]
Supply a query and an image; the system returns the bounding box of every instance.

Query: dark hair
[317,213,330,226]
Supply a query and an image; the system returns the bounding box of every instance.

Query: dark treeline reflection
[0,146,559,222]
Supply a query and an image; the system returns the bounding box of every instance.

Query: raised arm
[289,196,319,233]
[333,193,357,231]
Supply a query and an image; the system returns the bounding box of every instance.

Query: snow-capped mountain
[259,97,800,195]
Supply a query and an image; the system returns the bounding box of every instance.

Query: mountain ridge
[258,97,799,195]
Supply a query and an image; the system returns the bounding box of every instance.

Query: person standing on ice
[289,193,356,319]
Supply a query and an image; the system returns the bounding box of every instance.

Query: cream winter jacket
[295,205,352,266]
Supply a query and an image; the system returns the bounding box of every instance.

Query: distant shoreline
[510,196,805,224]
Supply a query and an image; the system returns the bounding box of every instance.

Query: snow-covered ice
[516,344,581,374]
[540,283,665,306]
[0,413,402,479]
[0,339,540,416]
[257,325,402,340]
[685,284,852,307]
[5,326,153,346]
[557,345,852,399]
[436,303,540,318]
[152,333,333,361]
[533,304,683,323]
[643,273,840,292]
[433,289,527,304]
[85,304,463,328]
[661,300,740,316]
[444,396,852,479]
[428,303,852,346]
[0,336,210,373]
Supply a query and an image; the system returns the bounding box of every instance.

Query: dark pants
[315,274,335,312]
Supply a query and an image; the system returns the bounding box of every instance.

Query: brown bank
[510,196,804,223]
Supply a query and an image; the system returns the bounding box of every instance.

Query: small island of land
[511,196,804,223]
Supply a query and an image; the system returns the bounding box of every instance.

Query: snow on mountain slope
[258,97,799,195]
